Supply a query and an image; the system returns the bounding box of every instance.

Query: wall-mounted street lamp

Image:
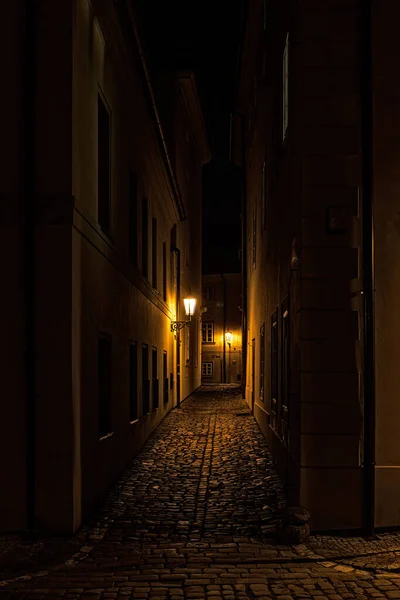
[171,297,197,332]
[225,330,233,347]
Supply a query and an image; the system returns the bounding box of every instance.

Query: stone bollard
[277,506,311,545]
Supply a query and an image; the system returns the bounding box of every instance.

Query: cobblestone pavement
[2,386,400,600]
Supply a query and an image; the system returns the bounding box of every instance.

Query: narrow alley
[3,388,400,600]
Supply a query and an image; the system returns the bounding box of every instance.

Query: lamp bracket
[171,320,190,332]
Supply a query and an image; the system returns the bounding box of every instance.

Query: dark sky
[137,1,244,273]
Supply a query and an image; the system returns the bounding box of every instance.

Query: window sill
[98,431,114,442]
[202,342,216,345]
[129,419,139,426]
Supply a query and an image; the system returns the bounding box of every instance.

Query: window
[252,208,257,267]
[142,344,149,414]
[170,224,176,289]
[283,33,289,141]
[202,362,213,377]
[162,242,167,301]
[281,297,290,443]
[142,198,148,278]
[163,351,168,405]
[261,162,267,231]
[129,342,138,421]
[203,285,214,300]
[152,347,159,410]
[152,217,157,290]
[202,322,214,343]
[98,335,112,438]
[98,93,111,232]
[260,323,265,402]
[271,310,278,429]
[129,172,138,265]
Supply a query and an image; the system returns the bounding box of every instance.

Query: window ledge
[202,341,216,345]
[129,419,139,426]
[98,431,114,442]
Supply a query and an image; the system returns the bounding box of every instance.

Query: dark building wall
[236,0,363,530]
[0,0,208,533]
[373,0,400,528]
[0,0,27,531]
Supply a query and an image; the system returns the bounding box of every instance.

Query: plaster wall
[372,0,400,528]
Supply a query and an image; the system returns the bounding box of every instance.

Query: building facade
[234,0,400,531]
[201,274,242,385]
[1,0,209,533]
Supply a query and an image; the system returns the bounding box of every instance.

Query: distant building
[201,274,242,384]
[234,0,400,532]
[1,0,209,533]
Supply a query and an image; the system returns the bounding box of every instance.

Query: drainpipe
[23,0,36,537]
[360,0,375,538]
[238,114,247,399]
[172,247,181,408]
[221,274,227,383]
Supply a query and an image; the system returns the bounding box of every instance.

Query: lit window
[202,362,213,376]
[282,33,289,141]
[202,322,214,343]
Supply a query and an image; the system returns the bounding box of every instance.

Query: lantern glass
[225,331,233,344]
[183,297,196,318]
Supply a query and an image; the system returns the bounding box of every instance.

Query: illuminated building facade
[1,0,209,533]
[201,274,243,384]
[234,0,400,531]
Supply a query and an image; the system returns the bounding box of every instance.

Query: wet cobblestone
[2,387,400,599]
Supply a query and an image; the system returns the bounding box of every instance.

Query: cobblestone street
[2,387,400,600]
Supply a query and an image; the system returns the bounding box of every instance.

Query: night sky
[137,1,244,274]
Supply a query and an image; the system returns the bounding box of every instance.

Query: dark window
[259,323,265,402]
[129,342,138,422]
[281,297,290,442]
[252,208,257,267]
[271,310,278,429]
[142,198,148,278]
[142,344,149,414]
[98,335,112,438]
[170,225,176,290]
[283,33,289,141]
[152,218,157,289]
[261,162,267,231]
[162,242,167,301]
[203,285,214,300]
[129,172,138,265]
[97,93,111,232]
[152,347,159,410]
[163,351,168,405]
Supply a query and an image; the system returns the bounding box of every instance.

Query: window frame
[202,362,213,377]
[97,91,111,234]
[201,321,214,344]
[282,32,289,142]
[259,323,265,402]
